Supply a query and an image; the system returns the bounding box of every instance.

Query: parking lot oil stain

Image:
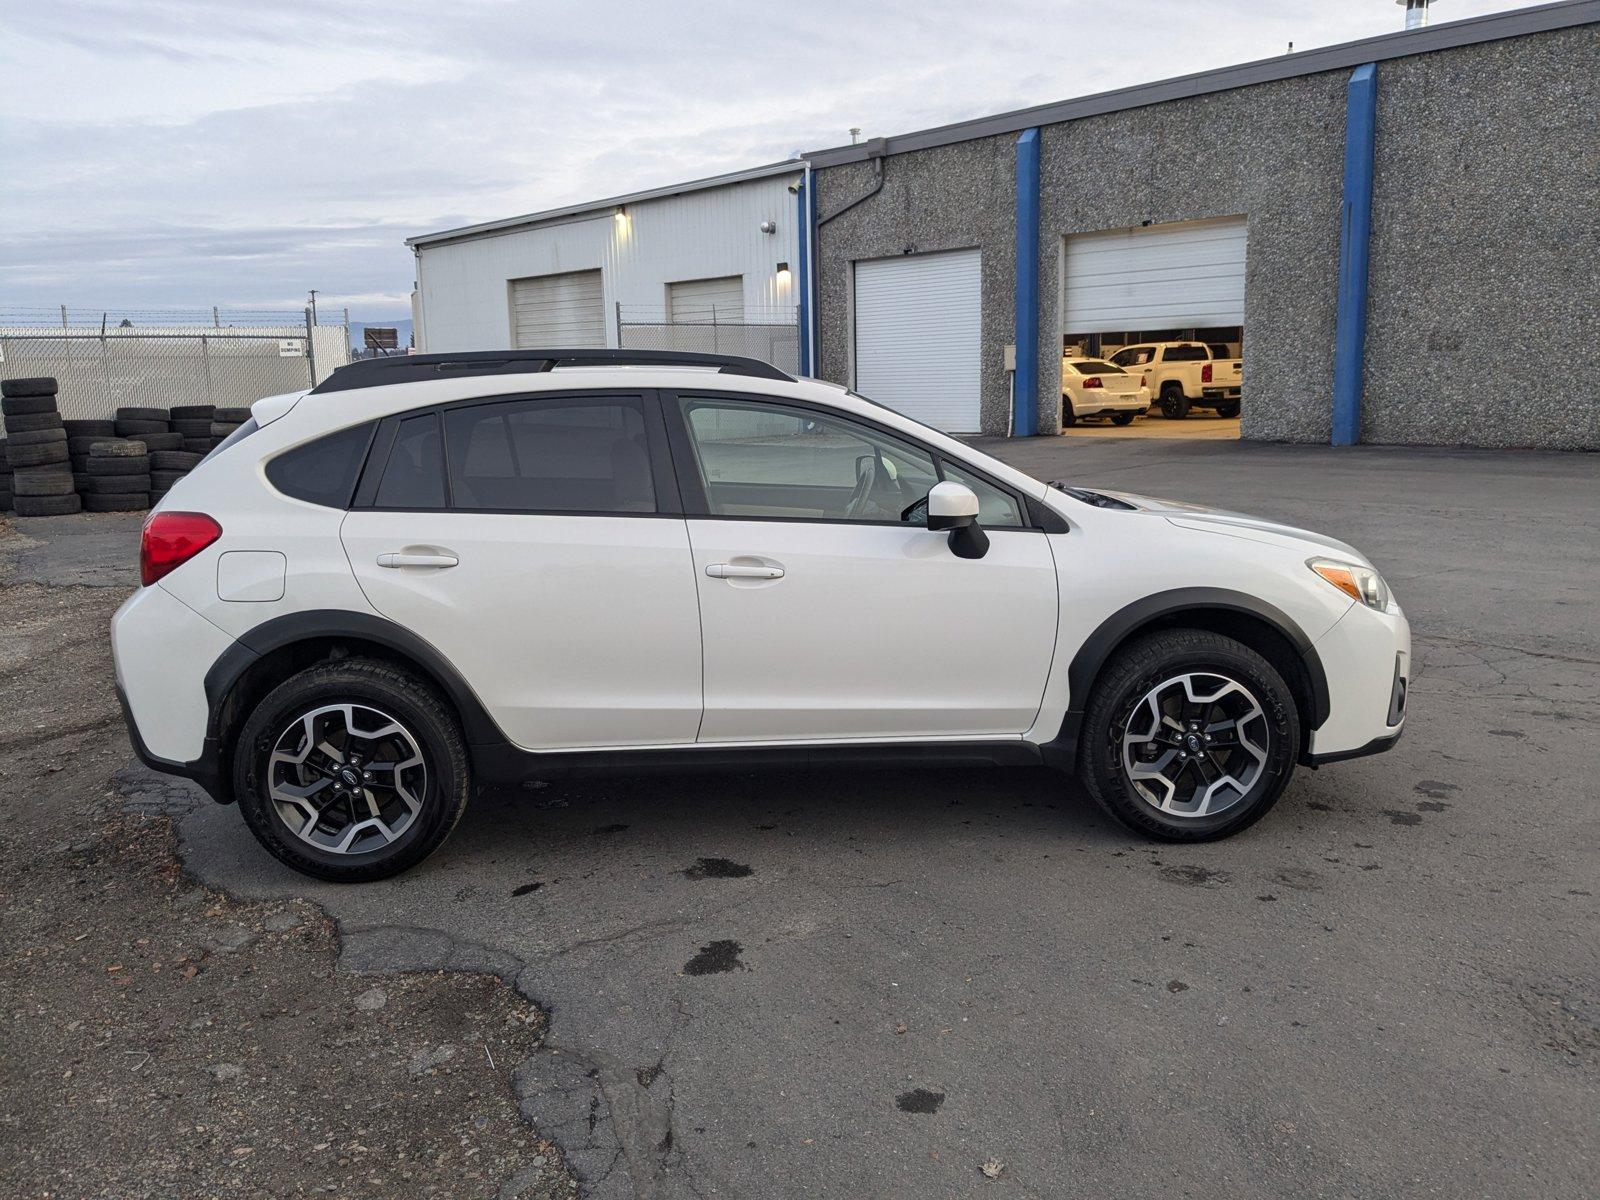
[1166,980,1190,993]
[1416,800,1451,813]
[1488,729,1527,739]
[896,1088,945,1114]
[511,881,545,897]
[1273,867,1326,892]
[1383,810,1424,826]
[593,823,629,835]
[683,857,753,880]
[1415,780,1460,800]
[683,940,745,975]
[1159,864,1230,888]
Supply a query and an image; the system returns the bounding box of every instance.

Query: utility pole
[307,289,319,326]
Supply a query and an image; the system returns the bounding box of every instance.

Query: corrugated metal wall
[415,172,802,352]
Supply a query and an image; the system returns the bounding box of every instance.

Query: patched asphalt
[98,440,1600,1197]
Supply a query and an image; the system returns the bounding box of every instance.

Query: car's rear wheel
[233,659,470,881]
[1077,630,1299,841]
[1061,402,1078,428]
[1216,400,1241,418]
[1159,385,1190,419]
[1110,412,1136,426]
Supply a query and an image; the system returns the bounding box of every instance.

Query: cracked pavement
[24,439,1600,1197]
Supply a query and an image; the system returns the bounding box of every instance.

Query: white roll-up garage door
[1063,217,1247,332]
[667,275,744,324]
[510,269,605,348]
[854,250,981,433]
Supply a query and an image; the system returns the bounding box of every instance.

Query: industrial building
[408,0,1598,449]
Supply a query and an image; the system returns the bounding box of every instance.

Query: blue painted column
[1332,64,1378,446]
[1013,128,1041,436]
[795,172,813,376]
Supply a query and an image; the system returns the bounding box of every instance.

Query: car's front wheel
[233,659,471,881]
[1077,630,1300,841]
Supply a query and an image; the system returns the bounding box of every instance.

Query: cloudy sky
[0,0,1545,322]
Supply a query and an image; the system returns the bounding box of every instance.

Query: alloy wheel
[1120,672,1270,818]
[267,703,427,854]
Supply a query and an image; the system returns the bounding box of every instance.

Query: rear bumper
[1200,387,1242,400]
[1067,391,1147,415]
[116,680,226,801]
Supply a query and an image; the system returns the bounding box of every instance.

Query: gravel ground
[0,524,576,1199]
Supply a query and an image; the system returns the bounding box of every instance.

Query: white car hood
[1091,489,1370,563]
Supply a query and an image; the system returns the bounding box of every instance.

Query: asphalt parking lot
[6,437,1598,1199]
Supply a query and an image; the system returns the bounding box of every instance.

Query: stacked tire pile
[210,406,250,446]
[80,439,155,513]
[2,377,80,517]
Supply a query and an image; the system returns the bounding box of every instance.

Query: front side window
[680,397,938,523]
[939,463,1024,528]
[1111,347,1154,368]
[443,397,655,513]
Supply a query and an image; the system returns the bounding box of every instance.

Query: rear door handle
[377,551,459,569]
[706,563,784,580]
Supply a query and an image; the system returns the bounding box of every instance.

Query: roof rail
[310,348,795,393]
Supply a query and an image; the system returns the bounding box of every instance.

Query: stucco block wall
[813,136,1017,433]
[1362,27,1600,450]
[1034,73,1348,440]
[812,25,1598,448]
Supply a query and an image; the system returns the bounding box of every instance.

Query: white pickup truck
[1106,341,1242,420]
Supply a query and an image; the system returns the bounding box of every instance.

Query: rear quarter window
[264,422,374,509]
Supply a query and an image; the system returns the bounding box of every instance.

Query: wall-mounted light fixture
[760,220,777,234]
[614,205,629,226]
[776,261,791,279]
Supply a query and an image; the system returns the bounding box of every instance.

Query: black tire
[1215,400,1241,419]
[63,419,116,438]
[2,395,58,417]
[1061,403,1077,428]
[170,405,214,421]
[149,450,202,471]
[1159,385,1190,420]
[86,455,151,477]
[90,439,146,457]
[4,412,63,434]
[1,377,58,399]
[183,437,214,454]
[233,659,472,882]
[116,406,166,423]
[149,469,188,490]
[172,419,214,437]
[84,473,151,494]
[14,493,81,516]
[12,468,74,497]
[72,472,92,491]
[209,422,243,439]
[212,406,251,423]
[82,492,149,512]
[1110,413,1137,426]
[7,427,66,447]
[116,419,169,437]
[1076,629,1300,842]
[137,431,183,451]
[4,442,68,468]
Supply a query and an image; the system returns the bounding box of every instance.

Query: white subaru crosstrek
[112,350,1409,881]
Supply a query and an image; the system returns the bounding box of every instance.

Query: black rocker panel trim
[1043,588,1332,772]
[1305,728,1402,767]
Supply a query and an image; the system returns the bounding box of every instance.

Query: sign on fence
[278,339,304,357]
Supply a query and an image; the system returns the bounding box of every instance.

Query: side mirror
[926,481,989,560]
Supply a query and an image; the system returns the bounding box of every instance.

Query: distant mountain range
[346,318,413,351]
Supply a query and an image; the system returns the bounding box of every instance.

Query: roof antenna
[1397,0,1436,30]
[849,127,862,145]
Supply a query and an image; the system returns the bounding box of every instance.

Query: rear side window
[442,397,655,513]
[265,422,372,508]
[374,414,447,509]
[1163,344,1208,361]
[1071,361,1119,374]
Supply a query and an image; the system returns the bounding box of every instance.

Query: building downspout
[1331,63,1377,445]
[795,167,815,376]
[816,139,887,227]
[1013,128,1042,437]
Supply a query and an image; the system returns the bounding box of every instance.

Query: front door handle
[377,551,459,569]
[706,562,784,580]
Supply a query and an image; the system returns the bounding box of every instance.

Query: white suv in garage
[113,350,1409,881]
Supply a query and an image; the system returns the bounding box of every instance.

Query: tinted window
[375,414,446,509]
[1163,344,1208,361]
[1206,343,1232,359]
[265,422,372,508]
[681,397,938,522]
[939,463,1024,528]
[1070,361,1121,375]
[1111,347,1155,367]
[443,398,654,513]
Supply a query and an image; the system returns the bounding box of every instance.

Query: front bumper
[1305,601,1410,762]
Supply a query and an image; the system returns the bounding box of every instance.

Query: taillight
[141,512,222,586]
[1082,376,1103,389]
[1201,363,1213,383]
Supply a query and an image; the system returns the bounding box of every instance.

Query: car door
[340,391,702,751]
[665,391,1058,743]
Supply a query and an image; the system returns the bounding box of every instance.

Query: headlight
[1308,557,1391,611]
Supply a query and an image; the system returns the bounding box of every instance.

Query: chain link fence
[0,309,351,420]
[617,306,799,375]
